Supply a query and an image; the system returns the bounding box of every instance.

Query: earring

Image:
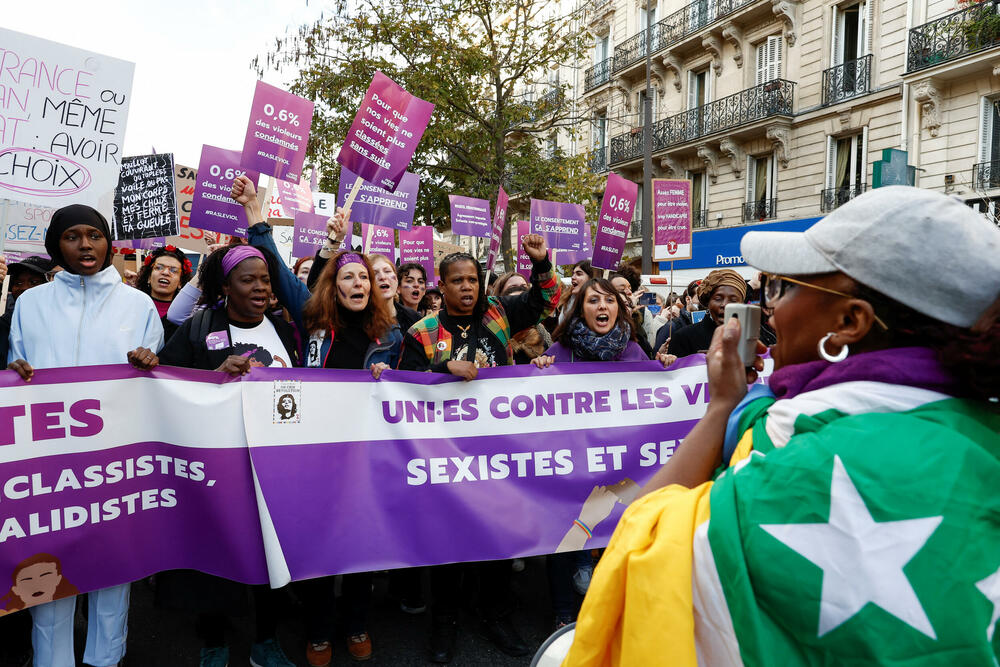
[818,332,848,363]
[224,295,229,309]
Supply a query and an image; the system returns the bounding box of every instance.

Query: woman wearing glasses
[562,186,1000,666]
[135,245,193,339]
[666,268,747,358]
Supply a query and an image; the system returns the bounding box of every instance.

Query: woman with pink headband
[157,243,300,667]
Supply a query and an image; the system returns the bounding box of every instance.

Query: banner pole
[670,260,675,294]
[342,176,364,216]
[260,176,275,218]
[0,199,8,255]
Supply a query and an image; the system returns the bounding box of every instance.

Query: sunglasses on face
[763,273,889,331]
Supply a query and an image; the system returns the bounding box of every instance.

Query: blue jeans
[31,583,129,667]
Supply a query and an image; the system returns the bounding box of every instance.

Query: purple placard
[336,71,434,192]
[557,222,593,266]
[361,223,395,256]
[337,167,419,231]
[276,176,314,215]
[516,219,532,279]
[448,195,491,238]
[398,226,435,286]
[486,186,508,272]
[111,237,165,251]
[592,173,639,270]
[530,198,585,251]
[293,211,351,258]
[189,145,260,238]
[653,178,693,261]
[241,80,314,182]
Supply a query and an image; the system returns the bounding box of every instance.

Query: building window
[823,130,868,210]
[755,36,784,85]
[687,68,711,109]
[745,153,778,221]
[976,98,1000,189]
[687,170,708,228]
[831,2,871,65]
[545,135,558,159]
[594,113,608,149]
[639,3,658,31]
[596,34,610,64]
[636,88,659,125]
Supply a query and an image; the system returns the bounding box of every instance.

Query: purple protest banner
[111,237,165,251]
[653,178,693,261]
[398,226,435,286]
[486,186,508,273]
[241,81,314,182]
[189,145,260,238]
[558,222,593,266]
[448,195,491,238]
[592,173,639,271]
[530,199,585,252]
[240,357,771,583]
[337,167,419,231]
[361,223,395,256]
[337,71,434,192]
[515,219,532,280]
[0,365,269,617]
[276,177,314,215]
[293,211,351,258]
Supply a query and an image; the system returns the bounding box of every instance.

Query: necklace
[457,324,472,339]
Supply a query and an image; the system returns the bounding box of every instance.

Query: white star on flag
[976,565,1000,642]
[761,455,942,639]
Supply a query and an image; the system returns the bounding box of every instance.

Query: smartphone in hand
[724,304,761,366]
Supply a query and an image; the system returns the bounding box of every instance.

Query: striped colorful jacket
[401,261,561,369]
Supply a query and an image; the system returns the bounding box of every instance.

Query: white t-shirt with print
[229,318,291,368]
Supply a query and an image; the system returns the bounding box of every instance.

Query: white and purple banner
[592,173,638,271]
[241,81,314,182]
[486,186,508,272]
[0,359,775,605]
[448,195,491,238]
[653,178,693,261]
[189,145,260,238]
[337,167,418,231]
[529,199,585,253]
[398,226,435,286]
[337,72,434,193]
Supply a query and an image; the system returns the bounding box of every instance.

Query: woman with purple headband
[231,175,398,664]
[157,243,300,667]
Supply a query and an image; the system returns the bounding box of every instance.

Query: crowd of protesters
[1,182,997,667]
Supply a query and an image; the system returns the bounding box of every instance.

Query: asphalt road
[3,556,573,666]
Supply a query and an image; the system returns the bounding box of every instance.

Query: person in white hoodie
[6,204,162,667]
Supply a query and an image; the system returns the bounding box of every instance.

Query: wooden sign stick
[0,275,10,316]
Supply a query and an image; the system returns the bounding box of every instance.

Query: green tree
[257,0,604,269]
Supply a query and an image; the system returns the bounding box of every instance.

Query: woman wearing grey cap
[559,186,1000,666]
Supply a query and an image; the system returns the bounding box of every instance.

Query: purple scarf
[769,347,960,400]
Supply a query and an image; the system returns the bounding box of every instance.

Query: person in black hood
[44,204,114,272]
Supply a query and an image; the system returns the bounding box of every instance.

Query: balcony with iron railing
[609,79,795,166]
[973,159,1000,189]
[822,54,873,106]
[744,198,778,222]
[611,0,765,74]
[589,146,608,173]
[820,184,868,212]
[907,0,1000,72]
[584,58,612,91]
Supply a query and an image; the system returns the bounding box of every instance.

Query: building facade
[569,0,1000,272]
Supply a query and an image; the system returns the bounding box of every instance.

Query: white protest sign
[0,28,135,220]
[2,199,54,256]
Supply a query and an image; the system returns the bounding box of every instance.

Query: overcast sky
[6,0,327,168]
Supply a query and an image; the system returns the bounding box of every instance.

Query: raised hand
[326,209,349,244]
[521,234,548,262]
[230,175,257,207]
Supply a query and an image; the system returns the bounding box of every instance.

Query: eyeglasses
[152,263,181,275]
[763,273,889,330]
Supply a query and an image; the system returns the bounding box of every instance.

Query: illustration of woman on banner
[0,554,79,615]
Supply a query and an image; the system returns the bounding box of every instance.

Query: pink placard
[653,179,693,261]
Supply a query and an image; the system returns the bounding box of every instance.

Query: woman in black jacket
[667,268,747,358]
[157,245,298,667]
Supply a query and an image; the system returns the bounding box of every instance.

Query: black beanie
[45,205,113,273]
